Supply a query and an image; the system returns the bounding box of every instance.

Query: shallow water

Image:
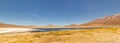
[0,28,85,34]
[0,27,109,34]
[32,28,82,32]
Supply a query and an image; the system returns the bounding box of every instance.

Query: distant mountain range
[0,23,63,28]
[81,14,120,26]
[0,23,22,28]
[66,14,120,27]
[0,14,120,28]
[0,23,31,28]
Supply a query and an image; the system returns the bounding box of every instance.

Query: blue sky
[0,0,120,26]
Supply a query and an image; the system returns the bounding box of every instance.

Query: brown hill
[0,23,30,28]
[65,14,120,27]
[81,14,120,26]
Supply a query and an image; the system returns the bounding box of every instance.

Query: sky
[0,0,120,26]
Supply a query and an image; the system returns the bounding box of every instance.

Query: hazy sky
[0,0,120,26]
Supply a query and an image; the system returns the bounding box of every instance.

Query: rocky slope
[65,14,120,27]
[81,14,120,26]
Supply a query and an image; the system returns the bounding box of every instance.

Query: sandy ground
[0,27,120,43]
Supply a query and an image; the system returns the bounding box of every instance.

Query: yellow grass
[0,27,120,43]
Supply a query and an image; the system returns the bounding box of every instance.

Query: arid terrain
[0,27,120,43]
[65,14,120,28]
[0,0,120,43]
[0,14,120,43]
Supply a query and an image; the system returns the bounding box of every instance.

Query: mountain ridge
[81,14,120,26]
[65,14,120,27]
[0,14,120,28]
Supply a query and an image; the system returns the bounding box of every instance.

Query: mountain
[1,14,120,28]
[0,23,27,28]
[65,14,120,27]
[0,23,63,28]
[81,14,120,26]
